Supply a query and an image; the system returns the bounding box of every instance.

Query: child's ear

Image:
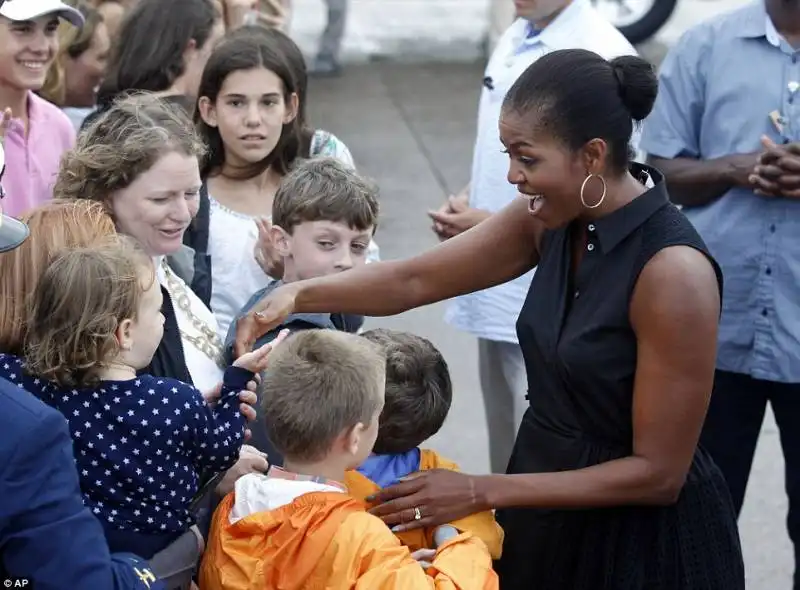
[116,318,134,353]
[270,225,292,257]
[197,96,217,127]
[344,423,364,457]
[284,92,299,125]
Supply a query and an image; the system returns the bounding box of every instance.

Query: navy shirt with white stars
[0,354,251,540]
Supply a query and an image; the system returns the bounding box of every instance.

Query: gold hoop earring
[580,174,607,209]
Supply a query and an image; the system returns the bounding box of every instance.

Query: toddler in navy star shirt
[0,237,276,559]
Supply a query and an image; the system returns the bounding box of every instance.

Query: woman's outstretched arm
[235,197,542,356]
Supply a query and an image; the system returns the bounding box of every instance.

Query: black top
[139,285,193,385]
[519,164,723,466]
[495,164,744,589]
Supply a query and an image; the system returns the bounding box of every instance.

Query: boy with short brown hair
[200,329,498,590]
[347,329,504,559]
[224,157,379,460]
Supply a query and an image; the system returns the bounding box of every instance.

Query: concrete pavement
[306,56,792,590]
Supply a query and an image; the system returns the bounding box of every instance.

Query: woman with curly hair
[56,93,269,536]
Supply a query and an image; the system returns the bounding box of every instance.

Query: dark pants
[700,370,800,588]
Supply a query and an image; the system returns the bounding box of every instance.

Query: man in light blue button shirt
[642,0,800,584]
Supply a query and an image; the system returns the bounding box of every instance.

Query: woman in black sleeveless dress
[230,49,745,588]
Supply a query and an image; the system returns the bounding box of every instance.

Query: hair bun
[609,55,658,122]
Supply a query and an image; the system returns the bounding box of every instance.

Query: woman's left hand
[367,469,486,532]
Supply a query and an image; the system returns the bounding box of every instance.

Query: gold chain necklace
[160,259,225,369]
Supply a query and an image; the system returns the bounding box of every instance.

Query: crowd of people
[0,0,798,588]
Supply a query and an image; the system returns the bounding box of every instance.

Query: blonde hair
[261,330,385,462]
[40,0,105,106]
[0,199,117,355]
[24,236,154,389]
[54,92,206,211]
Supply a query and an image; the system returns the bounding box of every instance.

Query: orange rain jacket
[199,487,498,590]
[344,449,504,560]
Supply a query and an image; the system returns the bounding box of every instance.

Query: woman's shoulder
[635,204,723,299]
[639,203,718,268]
[310,129,355,169]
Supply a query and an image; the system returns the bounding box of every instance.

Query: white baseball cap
[0,0,84,28]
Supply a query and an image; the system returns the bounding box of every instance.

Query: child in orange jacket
[200,330,498,590]
[346,329,503,559]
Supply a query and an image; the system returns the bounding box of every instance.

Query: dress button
[766,267,772,276]
[770,224,777,233]
[588,224,595,232]
[574,290,580,299]
[587,243,595,252]
[762,308,768,317]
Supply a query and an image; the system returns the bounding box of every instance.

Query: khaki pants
[478,338,528,473]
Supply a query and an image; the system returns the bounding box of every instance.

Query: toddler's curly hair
[24,236,154,388]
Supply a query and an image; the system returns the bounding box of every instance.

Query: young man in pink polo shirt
[0,0,83,218]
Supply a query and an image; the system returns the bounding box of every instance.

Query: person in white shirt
[429,0,637,473]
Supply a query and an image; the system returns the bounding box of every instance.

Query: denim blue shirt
[641,1,800,383]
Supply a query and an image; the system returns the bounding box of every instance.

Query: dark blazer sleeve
[0,393,164,590]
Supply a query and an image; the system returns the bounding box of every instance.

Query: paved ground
[305,3,792,587]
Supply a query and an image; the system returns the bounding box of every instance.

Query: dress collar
[589,163,670,254]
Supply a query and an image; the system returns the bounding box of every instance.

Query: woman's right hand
[233,284,298,358]
[367,470,488,532]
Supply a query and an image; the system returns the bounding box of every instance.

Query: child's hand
[233,329,290,373]
[410,548,436,569]
[432,524,459,547]
[253,217,284,278]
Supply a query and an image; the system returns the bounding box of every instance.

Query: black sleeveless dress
[495,164,745,589]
